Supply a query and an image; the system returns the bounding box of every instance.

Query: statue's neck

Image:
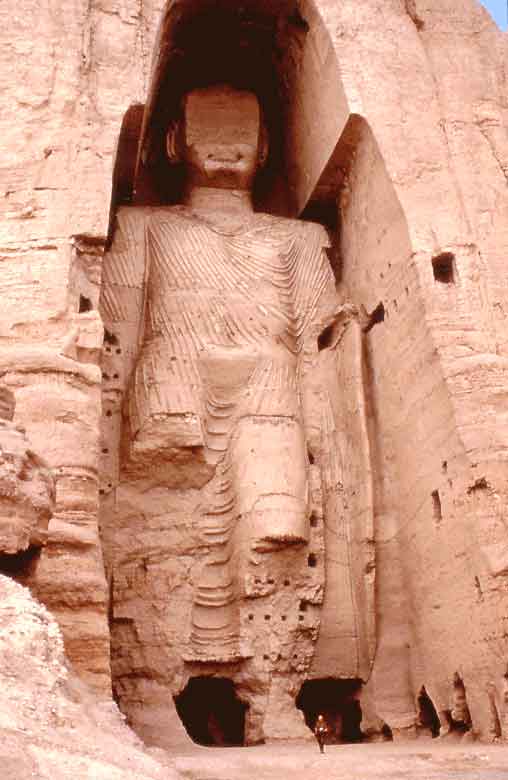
[185,187,254,217]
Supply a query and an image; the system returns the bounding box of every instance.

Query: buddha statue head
[166,84,268,191]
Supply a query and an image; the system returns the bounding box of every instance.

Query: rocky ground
[168,742,508,780]
[3,572,508,780]
[0,574,174,780]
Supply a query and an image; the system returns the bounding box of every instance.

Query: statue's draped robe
[101,206,374,672]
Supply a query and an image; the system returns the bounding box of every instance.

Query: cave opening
[174,676,248,746]
[417,686,441,738]
[0,546,41,581]
[296,678,363,743]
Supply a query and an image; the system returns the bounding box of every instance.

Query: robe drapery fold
[101,206,373,670]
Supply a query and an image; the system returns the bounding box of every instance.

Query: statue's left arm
[296,222,376,678]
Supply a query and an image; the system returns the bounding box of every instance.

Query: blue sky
[479,0,507,28]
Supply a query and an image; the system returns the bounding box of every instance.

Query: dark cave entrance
[0,546,41,581]
[417,686,441,738]
[174,676,248,746]
[296,678,363,743]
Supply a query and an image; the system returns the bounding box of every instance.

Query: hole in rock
[307,553,317,568]
[296,678,363,743]
[310,514,318,528]
[0,546,41,580]
[318,324,335,351]
[174,677,247,746]
[417,686,441,738]
[432,490,442,523]
[104,329,118,346]
[450,673,472,733]
[432,253,455,284]
[79,295,93,313]
[488,690,502,740]
[307,449,315,465]
[467,476,489,495]
[363,302,385,333]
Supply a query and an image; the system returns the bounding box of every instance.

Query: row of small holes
[248,611,310,623]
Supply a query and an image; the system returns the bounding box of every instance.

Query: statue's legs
[231,415,309,553]
[188,349,309,660]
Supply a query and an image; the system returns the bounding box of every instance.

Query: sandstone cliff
[0,574,177,779]
[1,0,508,751]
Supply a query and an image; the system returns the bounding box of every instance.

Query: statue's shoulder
[115,205,192,228]
[294,217,331,246]
[115,204,154,225]
[254,212,330,246]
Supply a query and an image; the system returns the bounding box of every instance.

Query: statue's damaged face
[176,85,265,190]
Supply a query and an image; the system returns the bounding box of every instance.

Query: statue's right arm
[100,209,148,393]
[99,209,148,488]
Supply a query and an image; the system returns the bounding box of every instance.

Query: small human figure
[314,714,329,754]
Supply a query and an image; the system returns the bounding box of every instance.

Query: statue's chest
[149,222,292,294]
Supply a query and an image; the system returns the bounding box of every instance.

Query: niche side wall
[337,118,489,733]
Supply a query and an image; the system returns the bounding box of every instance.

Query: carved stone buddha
[101,84,341,657]
[100,84,371,743]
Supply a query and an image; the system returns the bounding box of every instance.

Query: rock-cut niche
[99,0,371,749]
[296,679,364,743]
[174,677,248,746]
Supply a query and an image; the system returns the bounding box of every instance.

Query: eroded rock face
[2,0,508,753]
[0,574,179,780]
[0,346,111,696]
[0,386,54,554]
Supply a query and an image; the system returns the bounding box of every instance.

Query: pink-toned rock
[0,574,178,780]
[0,386,54,554]
[1,0,508,755]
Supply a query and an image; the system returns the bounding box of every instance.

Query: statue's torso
[105,206,333,443]
[145,208,320,357]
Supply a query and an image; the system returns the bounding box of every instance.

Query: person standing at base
[314,714,329,754]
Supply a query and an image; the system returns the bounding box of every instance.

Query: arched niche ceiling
[127,0,349,219]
